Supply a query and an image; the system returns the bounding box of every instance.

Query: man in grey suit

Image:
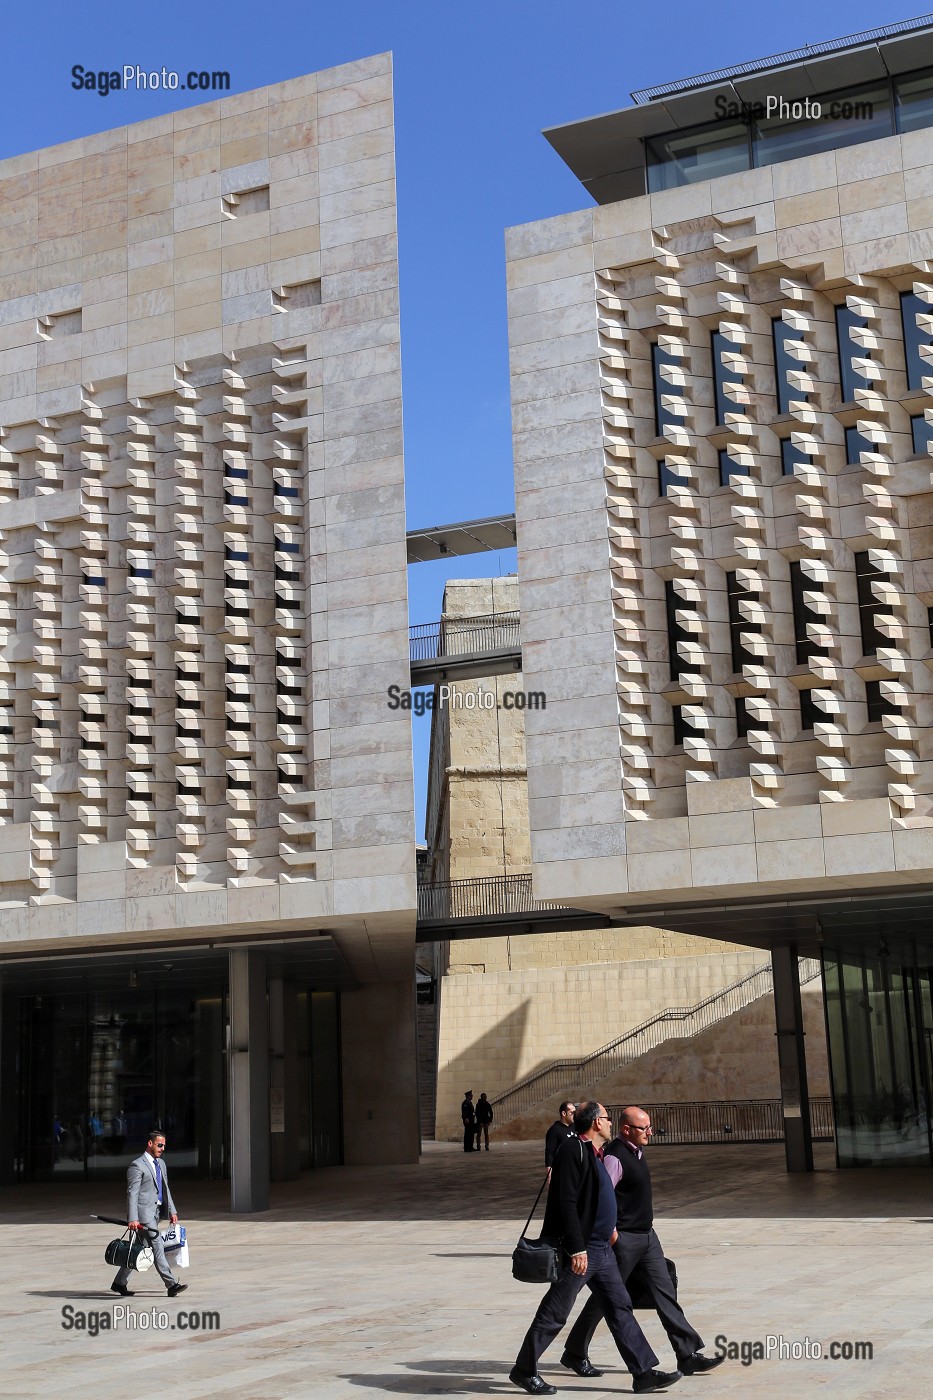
[111,1129,188,1298]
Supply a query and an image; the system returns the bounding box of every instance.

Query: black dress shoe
[110,1284,134,1297]
[561,1352,604,1377]
[509,1369,557,1396]
[677,1353,725,1375]
[633,1370,683,1394]
[167,1282,188,1297]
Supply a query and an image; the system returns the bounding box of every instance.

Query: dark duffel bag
[512,1235,562,1285]
[104,1228,154,1272]
[627,1256,678,1310]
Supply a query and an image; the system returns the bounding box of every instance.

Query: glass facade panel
[781,438,807,475]
[912,413,933,455]
[646,121,750,193]
[754,85,892,166]
[711,329,743,423]
[824,947,932,1167]
[901,291,931,392]
[718,448,748,484]
[896,67,933,133]
[651,341,683,435]
[845,424,873,464]
[773,318,802,415]
[836,304,869,402]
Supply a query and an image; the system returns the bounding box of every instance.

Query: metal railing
[492,958,822,1122]
[603,1098,834,1144]
[409,611,520,663]
[417,872,566,923]
[631,15,933,102]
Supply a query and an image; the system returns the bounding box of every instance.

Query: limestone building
[0,55,418,1202]
[508,17,933,1167]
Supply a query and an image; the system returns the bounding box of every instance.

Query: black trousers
[515,1241,658,1378]
[463,1123,475,1151]
[565,1228,703,1364]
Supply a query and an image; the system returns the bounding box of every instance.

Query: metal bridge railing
[604,1098,834,1144]
[417,872,565,923]
[409,611,520,663]
[492,958,822,1122]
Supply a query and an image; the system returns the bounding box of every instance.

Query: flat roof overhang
[544,21,933,204]
[406,514,517,563]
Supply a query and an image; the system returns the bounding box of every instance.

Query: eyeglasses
[628,1125,652,1134]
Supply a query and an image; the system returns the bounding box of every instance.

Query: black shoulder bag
[511,1172,561,1284]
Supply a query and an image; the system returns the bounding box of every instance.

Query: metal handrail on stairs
[491,957,822,1123]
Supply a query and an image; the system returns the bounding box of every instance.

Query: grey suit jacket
[126,1152,176,1223]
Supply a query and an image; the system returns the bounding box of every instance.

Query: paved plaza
[0,1140,930,1398]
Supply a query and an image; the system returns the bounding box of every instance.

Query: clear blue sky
[1,0,911,838]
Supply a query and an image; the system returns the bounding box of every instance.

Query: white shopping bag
[160,1223,186,1254]
[174,1242,190,1269]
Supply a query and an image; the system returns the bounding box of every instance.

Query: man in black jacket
[563,1106,724,1378]
[544,1102,576,1177]
[509,1101,681,1397]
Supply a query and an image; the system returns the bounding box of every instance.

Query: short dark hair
[147,1129,165,1144]
[573,1101,603,1135]
[559,1100,575,1116]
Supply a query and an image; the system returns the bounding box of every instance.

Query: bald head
[619,1106,652,1146]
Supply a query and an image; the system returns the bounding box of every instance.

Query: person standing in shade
[461,1090,477,1152]
[475,1092,494,1150]
[509,1101,680,1397]
[111,1129,188,1299]
[562,1106,724,1379]
[544,1101,576,1179]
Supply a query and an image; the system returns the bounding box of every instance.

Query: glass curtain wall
[823,945,933,1167]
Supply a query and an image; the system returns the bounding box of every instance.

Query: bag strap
[517,1171,550,1244]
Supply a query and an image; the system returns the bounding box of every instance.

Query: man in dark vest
[509,1100,681,1396]
[562,1106,723,1378]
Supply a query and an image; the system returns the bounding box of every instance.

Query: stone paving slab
[1,1141,931,1398]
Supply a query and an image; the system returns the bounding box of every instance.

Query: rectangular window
[718,448,748,485]
[651,341,682,436]
[854,550,886,656]
[901,290,931,392]
[835,303,869,402]
[865,679,897,723]
[726,571,760,672]
[772,318,802,415]
[790,560,823,665]
[711,329,742,424]
[671,704,700,745]
[895,68,933,135]
[799,688,822,731]
[735,695,751,738]
[646,121,750,193]
[781,438,807,476]
[754,84,891,166]
[845,425,873,464]
[665,579,690,681]
[658,459,688,496]
[912,414,933,455]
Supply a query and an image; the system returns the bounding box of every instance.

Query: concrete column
[341,979,420,1166]
[229,949,270,1212]
[772,945,813,1173]
[269,977,300,1182]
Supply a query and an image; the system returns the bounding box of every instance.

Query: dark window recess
[226,776,252,789]
[735,695,752,738]
[127,703,151,717]
[175,723,202,737]
[129,567,153,579]
[224,490,249,506]
[718,448,748,485]
[225,688,251,704]
[176,781,201,795]
[799,689,822,731]
[835,303,869,402]
[912,414,933,455]
[773,317,804,415]
[672,704,700,745]
[82,573,106,586]
[276,681,303,696]
[855,550,887,656]
[275,564,301,582]
[175,611,201,626]
[665,579,691,681]
[901,290,931,392]
[275,537,300,554]
[781,438,808,475]
[225,576,250,591]
[652,341,683,435]
[711,329,743,424]
[224,547,250,561]
[226,661,252,674]
[865,679,897,723]
[225,466,250,480]
[658,459,688,496]
[275,484,300,499]
[726,571,760,671]
[845,425,873,464]
[227,719,252,732]
[224,603,251,618]
[276,595,302,612]
[790,560,824,665]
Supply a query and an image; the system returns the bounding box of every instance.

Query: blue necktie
[155,1159,162,1203]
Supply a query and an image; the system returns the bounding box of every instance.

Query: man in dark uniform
[461,1090,477,1152]
[563,1106,724,1378]
[544,1101,576,1178]
[509,1101,681,1396]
